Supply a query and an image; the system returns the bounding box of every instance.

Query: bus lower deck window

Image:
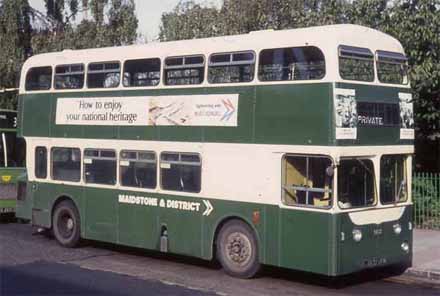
[123,58,161,87]
[258,46,325,81]
[160,152,201,193]
[120,150,157,189]
[35,146,47,179]
[25,66,52,91]
[380,155,408,204]
[84,149,116,185]
[339,45,374,82]
[282,155,333,208]
[208,51,255,84]
[51,147,81,182]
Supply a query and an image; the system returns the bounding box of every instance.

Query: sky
[28,0,222,41]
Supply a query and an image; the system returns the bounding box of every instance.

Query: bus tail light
[17,181,27,201]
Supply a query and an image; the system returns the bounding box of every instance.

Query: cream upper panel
[19,24,408,93]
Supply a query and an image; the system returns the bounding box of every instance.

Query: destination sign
[357,102,399,127]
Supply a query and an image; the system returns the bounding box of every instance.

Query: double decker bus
[0,108,26,217]
[16,24,414,278]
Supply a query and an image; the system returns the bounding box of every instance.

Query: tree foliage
[159,0,440,139]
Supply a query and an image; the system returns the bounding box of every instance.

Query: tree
[0,0,33,109]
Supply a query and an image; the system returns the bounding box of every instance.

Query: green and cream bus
[0,109,26,217]
[16,24,414,278]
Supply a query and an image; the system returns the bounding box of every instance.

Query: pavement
[406,229,440,282]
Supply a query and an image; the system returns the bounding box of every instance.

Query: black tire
[216,220,261,278]
[52,200,81,248]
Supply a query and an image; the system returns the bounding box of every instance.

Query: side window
[164,55,205,85]
[51,147,81,182]
[208,51,255,83]
[54,64,85,89]
[120,150,157,189]
[258,46,325,81]
[25,66,52,91]
[282,155,333,208]
[123,58,161,87]
[87,62,121,88]
[84,149,116,185]
[376,50,408,85]
[339,45,374,82]
[160,152,201,193]
[35,146,47,179]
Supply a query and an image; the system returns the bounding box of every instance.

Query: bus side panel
[21,94,51,137]
[255,83,332,146]
[279,209,333,275]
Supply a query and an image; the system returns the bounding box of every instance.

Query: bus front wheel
[216,220,260,279]
[52,200,81,248]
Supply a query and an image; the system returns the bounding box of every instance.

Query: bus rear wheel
[216,220,260,279]
[52,200,81,248]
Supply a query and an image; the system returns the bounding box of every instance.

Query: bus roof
[19,24,406,91]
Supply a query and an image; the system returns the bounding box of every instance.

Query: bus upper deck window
[258,46,325,82]
[55,64,85,90]
[376,50,408,84]
[123,58,161,87]
[87,62,121,89]
[208,51,255,84]
[164,55,205,86]
[25,66,52,91]
[339,45,374,82]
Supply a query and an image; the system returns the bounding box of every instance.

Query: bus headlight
[393,223,402,235]
[401,242,409,253]
[352,229,362,242]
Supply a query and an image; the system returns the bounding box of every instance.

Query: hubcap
[67,218,74,230]
[225,232,252,267]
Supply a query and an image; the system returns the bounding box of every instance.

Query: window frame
[379,154,408,205]
[163,54,206,86]
[258,46,326,82]
[50,147,82,183]
[375,50,409,85]
[337,157,378,210]
[119,150,157,189]
[87,61,121,89]
[338,45,375,82]
[208,50,256,84]
[84,148,117,185]
[281,154,334,210]
[160,151,202,193]
[25,66,53,91]
[122,58,161,88]
[35,146,47,179]
[54,63,85,90]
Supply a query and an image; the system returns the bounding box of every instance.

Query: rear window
[25,67,52,91]
[258,46,325,81]
[339,45,374,82]
[376,50,408,85]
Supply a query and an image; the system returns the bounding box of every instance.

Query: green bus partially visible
[0,109,26,217]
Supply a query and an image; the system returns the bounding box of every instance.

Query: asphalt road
[1,222,440,296]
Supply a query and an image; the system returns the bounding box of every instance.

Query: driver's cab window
[282,155,333,208]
